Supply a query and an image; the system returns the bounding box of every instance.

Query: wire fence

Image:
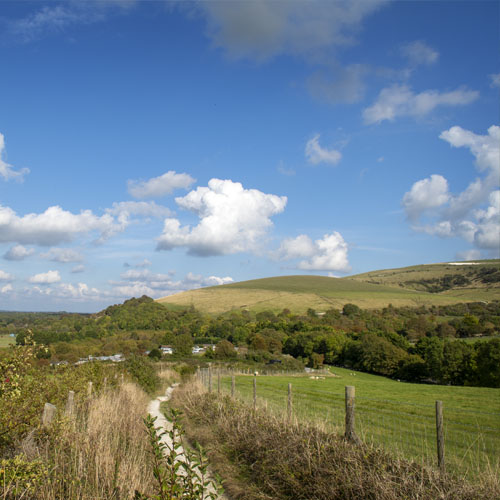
[197,368,500,479]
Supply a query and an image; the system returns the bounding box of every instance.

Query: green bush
[125,356,160,395]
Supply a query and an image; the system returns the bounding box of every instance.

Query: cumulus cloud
[0,205,122,246]
[363,84,479,124]
[0,133,30,182]
[401,41,439,66]
[278,232,350,272]
[402,174,450,222]
[106,201,173,219]
[1,283,13,294]
[305,135,342,166]
[24,281,107,302]
[456,249,481,261]
[113,269,233,298]
[3,244,35,261]
[41,248,84,263]
[128,171,195,199]
[157,179,287,256]
[402,126,500,255]
[194,0,388,61]
[0,270,14,281]
[29,270,61,284]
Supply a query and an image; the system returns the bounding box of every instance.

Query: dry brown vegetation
[171,380,500,500]
[2,382,157,499]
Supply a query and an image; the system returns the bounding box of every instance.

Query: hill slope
[157,261,500,313]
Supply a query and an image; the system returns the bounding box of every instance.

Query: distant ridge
[156,260,500,313]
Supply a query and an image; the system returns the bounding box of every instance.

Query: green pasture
[0,334,15,348]
[213,366,500,478]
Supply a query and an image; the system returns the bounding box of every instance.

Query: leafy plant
[136,409,222,500]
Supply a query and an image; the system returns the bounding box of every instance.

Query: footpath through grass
[215,366,500,479]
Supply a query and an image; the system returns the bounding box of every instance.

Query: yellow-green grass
[157,270,500,314]
[351,260,500,290]
[215,367,499,478]
[0,334,15,348]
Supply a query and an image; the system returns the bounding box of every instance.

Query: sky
[0,0,499,312]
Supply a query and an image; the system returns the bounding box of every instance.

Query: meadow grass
[215,367,500,479]
[0,334,15,348]
[157,262,500,313]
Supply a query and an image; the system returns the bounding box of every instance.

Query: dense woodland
[2,296,500,387]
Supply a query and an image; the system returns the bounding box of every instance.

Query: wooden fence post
[231,375,235,398]
[253,374,257,412]
[208,368,212,393]
[65,390,75,416]
[287,383,293,422]
[436,400,445,473]
[42,403,57,427]
[344,386,361,444]
[217,370,221,395]
[87,381,93,397]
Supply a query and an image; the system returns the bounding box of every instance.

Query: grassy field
[0,334,15,348]
[157,261,500,313]
[209,366,500,478]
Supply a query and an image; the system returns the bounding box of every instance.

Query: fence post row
[435,400,445,473]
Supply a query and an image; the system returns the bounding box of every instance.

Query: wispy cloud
[0,133,29,182]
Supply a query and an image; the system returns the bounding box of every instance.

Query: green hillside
[157,260,500,313]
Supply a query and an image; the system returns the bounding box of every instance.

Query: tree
[172,334,193,357]
[215,339,237,359]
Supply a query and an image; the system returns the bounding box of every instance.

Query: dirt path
[148,384,226,499]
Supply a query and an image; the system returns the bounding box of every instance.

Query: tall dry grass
[3,382,157,500]
[171,379,500,500]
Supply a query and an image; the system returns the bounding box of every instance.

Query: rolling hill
[157,260,500,314]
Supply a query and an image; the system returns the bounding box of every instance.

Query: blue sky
[0,0,498,312]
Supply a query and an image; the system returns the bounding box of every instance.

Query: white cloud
[0,270,14,281]
[106,201,173,219]
[194,0,388,61]
[490,73,500,88]
[0,133,30,182]
[29,270,61,284]
[24,281,107,302]
[0,205,122,246]
[363,84,479,124]
[278,231,350,272]
[71,264,85,274]
[440,125,499,174]
[456,249,481,261]
[41,248,84,263]
[402,174,450,222]
[402,126,500,255]
[3,244,35,261]
[401,41,439,66]
[1,283,13,294]
[113,269,233,298]
[305,134,342,165]
[7,1,135,43]
[128,171,195,199]
[157,179,287,256]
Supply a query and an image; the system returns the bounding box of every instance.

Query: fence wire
[197,368,500,478]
